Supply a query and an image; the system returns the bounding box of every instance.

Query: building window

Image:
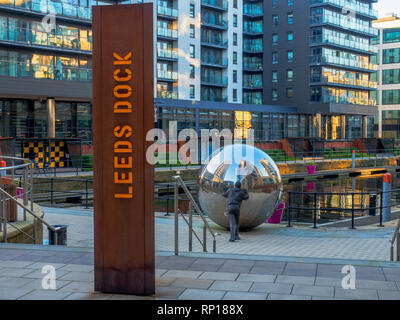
[272,15,279,27]
[189,4,195,18]
[287,50,293,62]
[272,33,278,45]
[287,31,293,41]
[287,88,293,99]
[233,33,237,46]
[190,24,195,38]
[383,90,400,104]
[272,0,278,8]
[190,85,195,99]
[383,28,400,44]
[190,64,195,79]
[233,70,237,83]
[233,14,238,27]
[383,48,400,64]
[190,45,195,58]
[287,69,293,81]
[272,71,278,82]
[383,69,400,84]
[272,52,278,64]
[233,51,237,64]
[233,0,237,9]
[272,89,278,101]
[287,13,293,24]
[288,0,293,5]
[233,89,237,102]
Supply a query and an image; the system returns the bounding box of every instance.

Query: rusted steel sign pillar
[92,3,155,295]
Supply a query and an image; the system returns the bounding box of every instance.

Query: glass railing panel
[157,70,178,80]
[310,55,377,70]
[157,28,178,39]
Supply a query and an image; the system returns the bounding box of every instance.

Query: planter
[306,165,316,175]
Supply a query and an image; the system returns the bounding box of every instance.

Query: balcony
[201,37,228,49]
[243,62,263,72]
[157,49,179,60]
[201,0,228,11]
[201,18,228,30]
[0,25,91,54]
[243,4,263,18]
[157,27,178,40]
[201,95,228,102]
[243,25,263,36]
[310,55,378,72]
[157,70,178,81]
[201,57,228,68]
[310,13,378,37]
[0,0,91,21]
[243,44,263,54]
[243,79,263,89]
[310,0,378,19]
[310,35,377,55]
[310,75,377,89]
[321,91,376,106]
[0,59,92,81]
[201,77,228,87]
[157,5,178,19]
[157,90,178,99]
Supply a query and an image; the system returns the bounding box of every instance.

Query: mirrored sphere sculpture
[198,144,282,229]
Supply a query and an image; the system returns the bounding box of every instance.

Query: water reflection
[283,173,400,223]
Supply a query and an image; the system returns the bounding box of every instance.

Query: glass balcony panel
[310,54,377,70]
[310,0,378,19]
[157,27,178,39]
[310,34,377,54]
[157,69,178,80]
[201,0,228,10]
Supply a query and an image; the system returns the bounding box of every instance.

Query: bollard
[352,150,356,168]
[382,173,392,223]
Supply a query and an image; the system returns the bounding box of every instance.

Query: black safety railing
[285,188,400,229]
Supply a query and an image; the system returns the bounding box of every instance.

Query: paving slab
[236,273,276,283]
[156,277,177,287]
[18,290,73,300]
[199,272,239,281]
[292,284,334,297]
[58,281,95,293]
[155,286,186,299]
[0,276,34,288]
[178,288,226,300]
[0,287,35,300]
[250,282,293,295]
[276,275,315,285]
[209,280,252,292]
[267,293,312,300]
[334,288,379,300]
[162,270,202,279]
[58,264,94,272]
[170,278,214,290]
[223,291,266,300]
[63,292,112,300]
[20,278,71,291]
[377,290,400,300]
[59,271,94,282]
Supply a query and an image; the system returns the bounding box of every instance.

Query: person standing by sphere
[222,181,249,242]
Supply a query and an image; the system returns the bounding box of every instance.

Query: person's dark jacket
[222,187,249,208]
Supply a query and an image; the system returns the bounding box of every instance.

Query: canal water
[282,172,400,224]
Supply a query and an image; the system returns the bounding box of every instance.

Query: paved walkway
[0,244,399,300]
[42,207,397,261]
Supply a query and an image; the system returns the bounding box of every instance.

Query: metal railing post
[287,192,292,227]
[203,224,207,252]
[23,167,27,220]
[2,193,7,243]
[85,179,88,209]
[189,202,193,252]
[379,191,383,227]
[351,192,355,229]
[313,193,317,229]
[174,180,179,256]
[30,162,34,212]
[397,233,400,261]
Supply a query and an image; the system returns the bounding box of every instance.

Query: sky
[374,0,400,18]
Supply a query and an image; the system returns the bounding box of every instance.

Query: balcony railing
[157,27,178,39]
[201,57,228,67]
[321,92,376,106]
[157,5,178,18]
[310,0,378,19]
[243,44,263,53]
[157,70,178,80]
[157,49,179,60]
[157,91,178,99]
[0,59,92,81]
[201,18,228,29]
[0,26,91,52]
[0,0,91,20]
[310,75,378,88]
[310,35,377,54]
[243,62,263,71]
[243,25,263,34]
[201,77,228,86]
[310,55,378,71]
[201,0,228,11]
[243,79,263,88]
[201,95,228,102]
[201,37,228,48]
[310,13,378,37]
[243,4,263,17]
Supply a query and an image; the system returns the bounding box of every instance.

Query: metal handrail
[390,220,400,261]
[172,175,218,255]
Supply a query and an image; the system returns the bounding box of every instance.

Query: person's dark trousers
[228,206,240,241]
